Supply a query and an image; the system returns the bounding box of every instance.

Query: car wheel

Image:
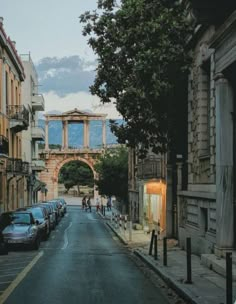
[33,237,40,250]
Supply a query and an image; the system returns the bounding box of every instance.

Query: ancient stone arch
[40,152,101,200]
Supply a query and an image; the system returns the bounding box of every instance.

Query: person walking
[86,197,92,212]
[107,197,112,211]
[82,196,87,210]
[96,197,100,213]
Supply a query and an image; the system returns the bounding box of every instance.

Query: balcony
[0,135,9,158]
[7,105,29,133]
[31,159,45,172]
[31,126,45,141]
[32,94,45,111]
[137,156,166,180]
[6,158,29,175]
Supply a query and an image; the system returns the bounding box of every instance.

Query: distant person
[82,196,87,210]
[96,197,100,212]
[86,197,92,213]
[107,197,112,211]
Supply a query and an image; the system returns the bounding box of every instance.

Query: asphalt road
[3,206,171,304]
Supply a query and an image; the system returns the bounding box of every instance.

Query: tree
[94,146,128,203]
[59,161,94,194]
[80,0,193,157]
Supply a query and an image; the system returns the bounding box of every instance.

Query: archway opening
[58,160,94,198]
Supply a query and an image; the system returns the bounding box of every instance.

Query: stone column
[65,121,68,149]
[83,120,88,148]
[62,121,65,149]
[45,120,49,150]
[215,73,234,252]
[102,119,106,147]
[87,121,90,148]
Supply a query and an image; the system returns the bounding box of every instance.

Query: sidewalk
[100,208,236,304]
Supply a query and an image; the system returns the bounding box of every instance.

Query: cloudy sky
[2,0,120,118]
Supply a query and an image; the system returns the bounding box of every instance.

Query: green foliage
[94,146,128,202]
[80,0,193,156]
[59,161,94,192]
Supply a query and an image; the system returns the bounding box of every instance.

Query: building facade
[0,17,30,212]
[20,53,45,205]
[178,3,236,256]
[128,149,167,235]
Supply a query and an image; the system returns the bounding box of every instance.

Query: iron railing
[6,158,29,175]
[6,105,29,127]
[0,135,9,156]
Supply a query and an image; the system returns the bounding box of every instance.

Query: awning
[33,179,46,192]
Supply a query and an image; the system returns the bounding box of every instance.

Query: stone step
[201,254,236,281]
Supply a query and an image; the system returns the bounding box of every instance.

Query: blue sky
[1,0,120,118]
[2,0,97,63]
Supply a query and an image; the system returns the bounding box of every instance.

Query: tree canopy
[94,146,128,203]
[80,0,192,156]
[59,161,94,193]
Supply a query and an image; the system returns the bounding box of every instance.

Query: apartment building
[20,53,45,205]
[178,2,236,256]
[0,17,30,212]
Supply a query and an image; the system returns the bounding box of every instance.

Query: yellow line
[0,251,44,304]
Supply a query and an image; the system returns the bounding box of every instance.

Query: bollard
[129,220,132,242]
[124,215,127,231]
[119,214,122,229]
[226,252,232,304]
[103,207,105,216]
[154,235,158,260]
[115,214,118,229]
[163,237,167,266]
[149,230,155,256]
[186,237,192,284]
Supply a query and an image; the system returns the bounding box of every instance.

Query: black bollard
[163,237,167,266]
[186,237,192,284]
[103,207,106,216]
[154,235,158,260]
[149,230,155,256]
[226,252,232,304]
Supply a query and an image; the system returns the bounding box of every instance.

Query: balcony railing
[137,156,166,180]
[0,135,9,157]
[6,158,29,175]
[7,105,29,132]
[32,94,45,111]
[31,159,45,172]
[31,125,45,141]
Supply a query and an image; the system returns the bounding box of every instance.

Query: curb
[134,249,205,304]
[106,222,128,245]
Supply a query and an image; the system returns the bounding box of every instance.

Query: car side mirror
[35,220,39,225]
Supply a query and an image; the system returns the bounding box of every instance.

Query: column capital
[214,72,227,83]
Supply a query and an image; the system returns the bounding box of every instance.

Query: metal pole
[226,252,232,304]
[149,230,155,256]
[186,237,192,284]
[163,237,167,266]
[154,235,158,260]
[129,220,132,242]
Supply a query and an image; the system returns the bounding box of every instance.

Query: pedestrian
[96,197,100,212]
[107,196,112,211]
[82,196,87,210]
[86,197,92,212]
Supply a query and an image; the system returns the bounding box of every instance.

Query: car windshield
[28,208,43,219]
[12,213,31,225]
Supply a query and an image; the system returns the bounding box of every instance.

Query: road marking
[61,222,72,250]
[0,251,44,304]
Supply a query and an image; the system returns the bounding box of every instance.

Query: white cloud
[43,91,121,119]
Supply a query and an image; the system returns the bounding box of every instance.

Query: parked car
[2,211,41,250]
[38,202,56,230]
[18,207,50,240]
[47,200,63,220]
[54,198,66,216]
[57,198,67,214]
[29,206,50,239]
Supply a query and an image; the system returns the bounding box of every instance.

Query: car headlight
[29,229,37,237]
